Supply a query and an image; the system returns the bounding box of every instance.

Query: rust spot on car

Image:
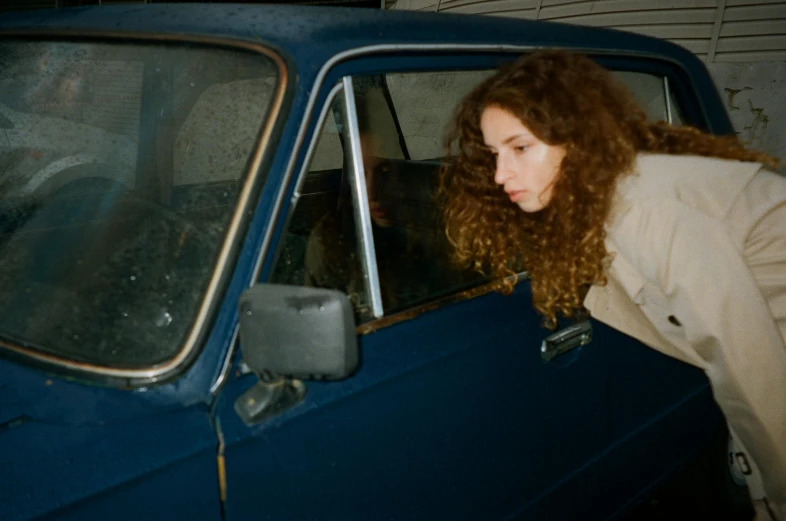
[355,278,511,335]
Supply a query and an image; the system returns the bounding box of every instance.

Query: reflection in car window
[0,40,278,369]
[270,90,375,321]
[357,73,491,313]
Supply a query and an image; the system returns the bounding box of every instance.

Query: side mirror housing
[238,284,359,380]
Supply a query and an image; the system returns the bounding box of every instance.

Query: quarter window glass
[307,112,343,172]
[270,91,374,321]
[0,40,278,369]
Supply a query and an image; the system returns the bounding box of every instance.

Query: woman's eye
[514,145,528,153]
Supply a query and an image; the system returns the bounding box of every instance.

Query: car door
[216,52,606,521]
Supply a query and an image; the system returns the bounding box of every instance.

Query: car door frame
[215,47,615,521]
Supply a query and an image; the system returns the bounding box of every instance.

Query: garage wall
[391,0,786,167]
[708,60,786,161]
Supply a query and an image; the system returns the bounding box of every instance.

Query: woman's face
[480,105,565,213]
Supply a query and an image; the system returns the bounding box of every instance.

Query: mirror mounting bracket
[234,372,306,425]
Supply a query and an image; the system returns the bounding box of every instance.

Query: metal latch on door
[541,320,593,362]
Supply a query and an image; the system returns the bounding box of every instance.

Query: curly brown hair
[440,50,778,329]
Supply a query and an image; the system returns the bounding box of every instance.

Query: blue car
[0,4,746,520]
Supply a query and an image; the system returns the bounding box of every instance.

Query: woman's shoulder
[635,152,763,176]
[615,152,765,219]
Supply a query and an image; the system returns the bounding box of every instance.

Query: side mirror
[238,284,359,381]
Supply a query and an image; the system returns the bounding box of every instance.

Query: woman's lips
[507,190,527,203]
[369,203,386,219]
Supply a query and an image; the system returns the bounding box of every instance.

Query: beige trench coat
[584,153,786,520]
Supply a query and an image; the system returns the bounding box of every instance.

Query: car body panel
[217,287,605,520]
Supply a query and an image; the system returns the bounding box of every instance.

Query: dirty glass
[270,88,374,321]
[386,70,493,160]
[0,40,278,369]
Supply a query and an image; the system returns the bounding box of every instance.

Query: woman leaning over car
[440,50,786,520]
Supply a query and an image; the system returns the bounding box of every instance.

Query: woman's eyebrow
[502,133,529,145]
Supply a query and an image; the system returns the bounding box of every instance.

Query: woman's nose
[494,155,511,185]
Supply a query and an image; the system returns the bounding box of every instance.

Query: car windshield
[0,39,279,370]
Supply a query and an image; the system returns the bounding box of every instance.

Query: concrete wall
[708,61,786,171]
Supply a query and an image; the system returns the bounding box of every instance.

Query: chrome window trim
[342,76,384,318]
[211,82,345,397]
[209,323,239,397]
[0,31,288,383]
[663,75,674,124]
[356,271,528,335]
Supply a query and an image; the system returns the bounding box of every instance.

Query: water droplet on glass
[190,82,195,87]
[73,334,78,340]
[130,275,136,281]
[156,311,173,328]
[246,310,252,316]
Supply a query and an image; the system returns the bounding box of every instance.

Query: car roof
[0,4,701,73]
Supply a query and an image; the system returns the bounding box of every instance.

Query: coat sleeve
[613,198,786,508]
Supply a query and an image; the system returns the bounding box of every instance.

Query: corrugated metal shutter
[391,0,786,62]
[535,0,718,60]
[716,0,786,61]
